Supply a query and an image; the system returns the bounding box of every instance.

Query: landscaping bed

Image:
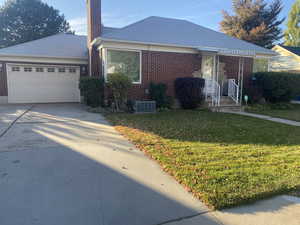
[107,110,300,209]
[246,104,300,122]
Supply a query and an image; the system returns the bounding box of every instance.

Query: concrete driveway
[0,104,220,225]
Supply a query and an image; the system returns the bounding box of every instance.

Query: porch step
[207,96,244,112]
[214,105,244,113]
[206,96,239,106]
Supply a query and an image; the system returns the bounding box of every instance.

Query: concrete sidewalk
[168,195,300,225]
[226,111,300,127]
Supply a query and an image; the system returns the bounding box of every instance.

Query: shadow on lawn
[109,110,300,146]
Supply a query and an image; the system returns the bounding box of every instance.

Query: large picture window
[106,49,141,83]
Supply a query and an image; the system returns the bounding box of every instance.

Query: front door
[202,55,215,80]
[201,55,215,96]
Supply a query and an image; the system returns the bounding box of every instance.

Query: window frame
[104,48,142,84]
[58,68,66,73]
[36,67,44,73]
[24,67,32,72]
[47,68,55,73]
[12,66,20,72]
[253,57,270,73]
[69,68,77,73]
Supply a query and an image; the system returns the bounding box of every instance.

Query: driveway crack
[154,210,215,225]
[0,105,35,139]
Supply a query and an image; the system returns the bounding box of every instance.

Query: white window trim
[104,48,142,84]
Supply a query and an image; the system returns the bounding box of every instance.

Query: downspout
[239,57,245,105]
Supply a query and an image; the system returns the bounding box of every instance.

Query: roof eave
[273,45,300,58]
[95,37,276,57]
[0,53,88,61]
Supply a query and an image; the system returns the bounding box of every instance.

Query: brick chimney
[87,0,101,77]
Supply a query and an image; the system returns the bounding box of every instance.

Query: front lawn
[107,110,300,209]
[246,104,300,122]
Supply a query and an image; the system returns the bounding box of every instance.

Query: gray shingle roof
[0,33,88,59]
[0,18,275,59]
[101,16,275,56]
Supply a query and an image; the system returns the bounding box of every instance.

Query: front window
[253,58,269,73]
[106,49,141,83]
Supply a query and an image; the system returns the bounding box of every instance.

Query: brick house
[0,0,276,106]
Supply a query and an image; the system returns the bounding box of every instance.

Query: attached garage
[7,64,81,103]
[0,34,88,104]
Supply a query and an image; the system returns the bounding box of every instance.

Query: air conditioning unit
[134,101,156,113]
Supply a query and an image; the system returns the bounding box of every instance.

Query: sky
[0,0,296,35]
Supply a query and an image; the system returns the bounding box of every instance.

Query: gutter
[92,37,277,57]
[0,53,88,61]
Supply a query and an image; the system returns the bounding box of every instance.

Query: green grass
[106,110,300,209]
[246,104,300,122]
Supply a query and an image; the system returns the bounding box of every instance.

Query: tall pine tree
[0,0,72,48]
[284,0,300,46]
[220,0,284,48]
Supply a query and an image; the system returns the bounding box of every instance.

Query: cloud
[69,17,87,35]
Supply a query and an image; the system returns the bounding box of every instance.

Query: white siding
[269,46,300,72]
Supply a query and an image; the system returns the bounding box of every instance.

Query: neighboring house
[0,0,276,105]
[270,45,300,73]
[269,45,300,102]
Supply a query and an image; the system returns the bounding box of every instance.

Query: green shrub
[243,84,264,104]
[174,77,205,109]
[107,73,132,111]
[149,82,173,109]
[269,103,295,110]
[79,77,104,107]
[246,103,295,112]
[251,72,300,103]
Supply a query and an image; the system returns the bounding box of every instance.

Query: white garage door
[7,64,81,103]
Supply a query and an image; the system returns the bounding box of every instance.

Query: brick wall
[128,51,201,100]
[127,52,254,100]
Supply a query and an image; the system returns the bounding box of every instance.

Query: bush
[149,82,173,109]
[174,77,205,109]
[79,77,104,107]
[246,103,295,112]
[251,72,300,103]
[107,73,132,111]
[243,84,264,104]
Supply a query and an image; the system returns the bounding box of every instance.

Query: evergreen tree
[0,0,72,48]
[284,0,300,46]
[220,0,284,48]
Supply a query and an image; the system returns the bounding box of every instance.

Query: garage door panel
[7,65,81,103]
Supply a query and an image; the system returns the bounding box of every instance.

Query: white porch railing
[228,79,239,104]
[204,79,220,107]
